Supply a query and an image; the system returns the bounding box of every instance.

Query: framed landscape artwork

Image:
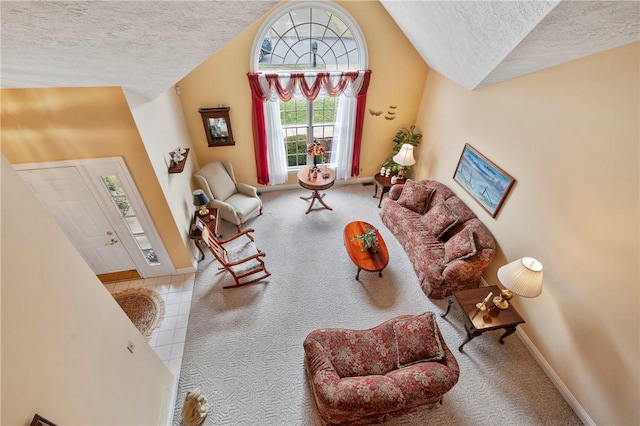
[453,144,515,218]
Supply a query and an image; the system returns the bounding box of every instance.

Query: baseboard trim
[259,176,374,192]
[163,375,179,426]
[175,266,196,275]
[515,328,594,425]
[480,278,593,424]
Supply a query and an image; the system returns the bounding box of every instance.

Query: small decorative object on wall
[453,143,515,218]
[199,107,235,147]
[168,147,189,173]
[30,414,57,426]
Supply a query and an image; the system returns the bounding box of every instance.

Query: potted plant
[351,226,380,253]
[381,125,422,174]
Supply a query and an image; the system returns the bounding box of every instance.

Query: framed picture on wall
[453,143,515,218]
[30,414,57,426]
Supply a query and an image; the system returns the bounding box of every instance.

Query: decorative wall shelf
[168,148,189,173]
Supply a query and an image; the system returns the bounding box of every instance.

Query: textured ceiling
[380,0,639,90]
[0,1,279,99]
[1,1,638,98]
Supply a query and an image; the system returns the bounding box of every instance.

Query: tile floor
[104,272,195,378]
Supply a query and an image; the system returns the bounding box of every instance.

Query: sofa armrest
[388,183,405,200]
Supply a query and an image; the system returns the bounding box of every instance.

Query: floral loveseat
[380,179,496,299]
[303,312,459,425]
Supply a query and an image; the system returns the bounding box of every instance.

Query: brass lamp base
[492,295,510,310]
[198,206,210,216]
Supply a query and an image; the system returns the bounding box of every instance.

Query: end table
[441,285,525,352]
[189,208,220,261]
[373,173,405,207]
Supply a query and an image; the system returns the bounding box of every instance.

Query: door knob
[106,238,118,245]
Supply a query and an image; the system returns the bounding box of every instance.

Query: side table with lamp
[189,189,220,261]
[440,257,543,352]
[392,143,416,180]
[373,143,415,207]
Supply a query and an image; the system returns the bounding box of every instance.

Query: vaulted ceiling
[1,1,638,99]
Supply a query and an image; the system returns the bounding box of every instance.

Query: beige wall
[414,42,640,425]
[1,155,174,425]
[176,0,429,186]
[125,87,200,268]
[0,87,193,270]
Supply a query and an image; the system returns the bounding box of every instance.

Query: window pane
[124,217,144,235]
[142,249,160,266]
[101,175,125,197]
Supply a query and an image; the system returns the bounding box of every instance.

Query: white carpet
[174,182,581,425]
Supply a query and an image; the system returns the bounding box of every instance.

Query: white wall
[1,155,175,425]
[125,87,200,269]
[413,42,639,425]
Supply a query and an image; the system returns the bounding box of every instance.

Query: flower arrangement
[351,226,380,253]
[307,142,325,156]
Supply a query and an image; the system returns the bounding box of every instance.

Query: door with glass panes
[16,158,175,278]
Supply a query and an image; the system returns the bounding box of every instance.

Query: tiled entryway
[104,273,195,378]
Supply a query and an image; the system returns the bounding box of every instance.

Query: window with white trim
[251,1,367,173]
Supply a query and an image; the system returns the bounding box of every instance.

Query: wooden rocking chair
[199,218,271,289]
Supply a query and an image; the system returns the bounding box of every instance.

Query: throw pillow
[444,228,477,265]
[394,312,445,368]
[420,200,459,239]
[396,180,435,214]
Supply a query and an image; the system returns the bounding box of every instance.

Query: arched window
[248,1,370,185]
[251,2,367,72]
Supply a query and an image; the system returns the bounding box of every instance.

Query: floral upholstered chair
[303,312,459,425]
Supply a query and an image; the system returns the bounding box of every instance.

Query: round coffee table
[343,221,389,280]
[297,167,336,214]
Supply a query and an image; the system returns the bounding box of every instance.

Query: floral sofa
[303,312,459,425]
[380,179,496,299]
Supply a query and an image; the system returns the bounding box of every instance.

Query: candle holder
[475,291,493,311]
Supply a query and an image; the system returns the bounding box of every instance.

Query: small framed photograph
[453,143,515,218]
[31,414,57,426]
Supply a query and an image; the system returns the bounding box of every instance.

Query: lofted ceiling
[0,0,280,99]
[1,1,638,98]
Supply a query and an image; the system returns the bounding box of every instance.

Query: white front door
[16,157,176,278]
[18,167,137,274]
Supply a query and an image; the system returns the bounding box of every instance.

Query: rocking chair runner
[199,218,271,289]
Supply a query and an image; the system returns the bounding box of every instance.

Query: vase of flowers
[307,141,325,172]
[351,226,380,253]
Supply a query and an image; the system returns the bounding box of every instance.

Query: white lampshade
[392,144,416,166]
[497,257,543,298]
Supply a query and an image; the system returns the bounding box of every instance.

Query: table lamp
[392,144,416,179]
[193,189,210,216]
[493,257,543,309]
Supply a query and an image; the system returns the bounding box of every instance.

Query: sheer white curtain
[252,71,368,184]
[330,72,365,180]
[259,74,288,185]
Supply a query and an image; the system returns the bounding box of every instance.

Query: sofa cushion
[396,180,435,214]
[393,312,444,367]
[444,228,477,265]
[421,200,459,239]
